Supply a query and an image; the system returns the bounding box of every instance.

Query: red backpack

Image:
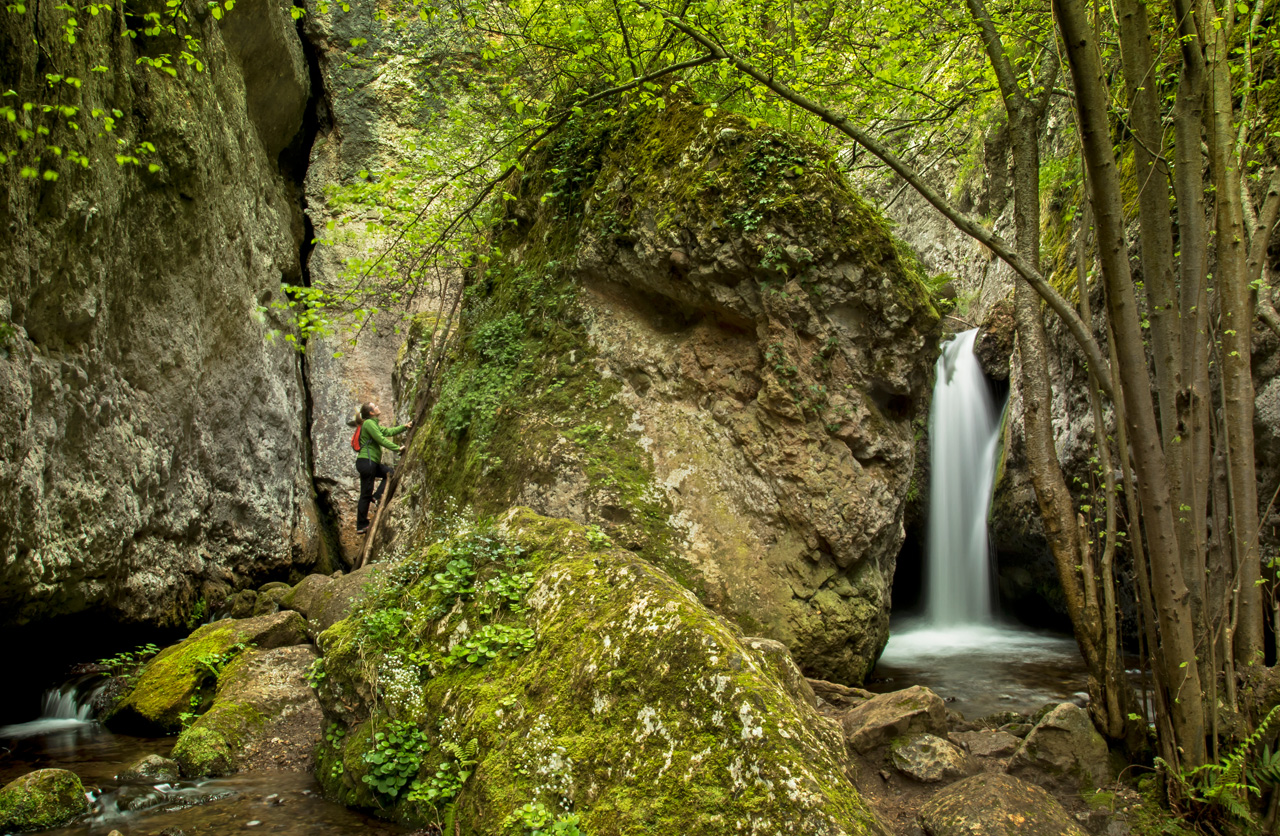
[351,423,362,452]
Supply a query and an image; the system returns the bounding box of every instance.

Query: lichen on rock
[395,97,941,683]
[310,508,885,834]
[0,768,89,832]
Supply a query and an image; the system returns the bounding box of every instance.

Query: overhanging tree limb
[638,0,1114,398]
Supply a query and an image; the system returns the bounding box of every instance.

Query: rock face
[298,0,463,561]
[313,509,885,834]
[0,769,89,832]
[108,611,309,734]
[0,0,331,631]
[397,101,941,682]
[172,644,323,776]
[918,773,1087,836]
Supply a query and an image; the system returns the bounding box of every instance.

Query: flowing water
[872,330,1089,719]
[0,679,406,836]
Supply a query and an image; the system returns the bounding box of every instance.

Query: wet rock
[116,753,180,783]
[115,784,167,812]
[974,299,1014,382]
[0,768,89,832]
[953,730,1021,758]
[314,509,882,833]
[173,644,322,777]
[841,685,948,754]
[252,586,288,616]
[1008,703,1117,791]
[108,611,310,734]
[919,772,1087,836]
[891,734,972,782]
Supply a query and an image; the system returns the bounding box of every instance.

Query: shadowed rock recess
[393,100,941,682]
[0,0,332,630]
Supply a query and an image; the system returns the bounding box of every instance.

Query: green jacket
[356,418,409,463]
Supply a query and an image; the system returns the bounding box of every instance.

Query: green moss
[312,509,881,834]
[0,769,88,832]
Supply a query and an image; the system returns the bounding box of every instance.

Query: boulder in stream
[918,772,1087,836]
[116,753,180,783]
[107,611,309,734]
[0,768,89,832]
[172,644,323,777]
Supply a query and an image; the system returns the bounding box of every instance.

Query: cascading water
[925,328,1002,626]
[872,329,1089,718]
[0,676,101,738]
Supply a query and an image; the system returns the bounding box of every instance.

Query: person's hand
[405,421,414,429]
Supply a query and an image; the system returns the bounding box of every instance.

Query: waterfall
[0,677,101,738]
[924,329,1002,626]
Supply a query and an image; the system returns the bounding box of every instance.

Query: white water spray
[925,329,1002,626]
[0,678,100,738]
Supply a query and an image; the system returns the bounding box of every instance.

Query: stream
[0,682,406,836]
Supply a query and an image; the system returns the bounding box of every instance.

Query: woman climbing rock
[353,402,411,534]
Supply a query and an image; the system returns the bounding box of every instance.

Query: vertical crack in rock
[286,5,343,568]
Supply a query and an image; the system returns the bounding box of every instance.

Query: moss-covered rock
[394,97,941,683]
[312,509,885,834]
[173,643,323,777]
[0,769,89,832]
[107,611,308,734]
[174,644,322,776]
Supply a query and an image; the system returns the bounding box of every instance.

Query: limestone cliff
[390,101,941,683]
[0,0,330,630]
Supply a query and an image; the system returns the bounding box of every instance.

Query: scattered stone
[920,773,1087,835]
[841,685,948,754]
[107,611,310,734]
[891,734,972,783]
[117,753,180,783]
[1008,703,1118,791]
[953,730,1021,758]
[1000,722,1034,738]
[807,678,875,711]
[0,768,90,832]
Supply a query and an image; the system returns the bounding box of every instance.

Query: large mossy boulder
[107,611,309,734]
[394,98,941,683]
[0,769,89,832]
[173,644,322,777]
[312,509,885,835]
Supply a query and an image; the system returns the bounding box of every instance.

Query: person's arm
[384,423,411,438]
[363,420,402,452]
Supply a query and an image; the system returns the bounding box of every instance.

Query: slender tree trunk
[1204,13,1263,667]
[1055,0,1206,767]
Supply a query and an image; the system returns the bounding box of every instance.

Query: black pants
[356,458,393,528]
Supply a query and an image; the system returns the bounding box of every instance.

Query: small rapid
[0,677,102,739]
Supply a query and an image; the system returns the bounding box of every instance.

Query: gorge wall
[0,0,332,636]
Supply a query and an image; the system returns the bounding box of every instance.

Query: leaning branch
[639,2,1114,398]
